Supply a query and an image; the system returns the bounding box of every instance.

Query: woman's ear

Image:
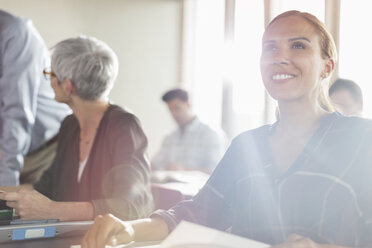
[322,58,335,78]
[62,78,75,96]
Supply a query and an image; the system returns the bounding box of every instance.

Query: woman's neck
[275,100,330,138]
[69,98,110,131]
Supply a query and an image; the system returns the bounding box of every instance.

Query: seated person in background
[0,36,154,221]
[329,78,363,116]
[82,11,372,248]
[152,89,227,174]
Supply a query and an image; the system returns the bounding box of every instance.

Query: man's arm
[151,132,176,170]
[0,17,47,185]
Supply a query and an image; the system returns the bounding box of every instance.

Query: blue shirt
[153,113,372,247]
[0,10,70,186]
[152,117,227,171]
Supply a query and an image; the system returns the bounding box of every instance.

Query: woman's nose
[272,49,290,65]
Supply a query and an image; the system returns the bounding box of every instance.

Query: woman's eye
[263,44,277,52]
[292,42,305,49]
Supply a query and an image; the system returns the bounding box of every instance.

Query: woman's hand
[270,234,345,248]
[81,213,135,248]
[270,234,319,248]
[0,188,54,220]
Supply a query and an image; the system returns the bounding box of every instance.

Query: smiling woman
[260,11,336,114]
[81,11,372,248]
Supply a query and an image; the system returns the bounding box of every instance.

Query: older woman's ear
[62,78,75,97]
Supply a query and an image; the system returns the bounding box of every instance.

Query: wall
[0,0,182,156]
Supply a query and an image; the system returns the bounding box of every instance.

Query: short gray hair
[51,36,119,101]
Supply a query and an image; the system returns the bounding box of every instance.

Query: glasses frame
[43,68,57,81]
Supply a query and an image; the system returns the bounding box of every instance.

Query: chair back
[151,184,184,210]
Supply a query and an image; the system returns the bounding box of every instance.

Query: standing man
[152,88,226,173]
[0,10,70,186]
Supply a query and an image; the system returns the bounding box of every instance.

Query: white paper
[151,170,210,184]
[71,241,161,248]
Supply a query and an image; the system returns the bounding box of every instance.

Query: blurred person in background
[329,78,363,116]
[152,88,227,174]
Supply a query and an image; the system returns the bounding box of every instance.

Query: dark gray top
[34,105,154,220]
[153,112,372,247]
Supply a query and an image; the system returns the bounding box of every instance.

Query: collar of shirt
[178,117,201,135]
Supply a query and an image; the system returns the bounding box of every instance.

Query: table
[1,235,83,248]
[151,170,210,198]
[0,220,92,247]
[0,171,211,248]
[1,237,161,247]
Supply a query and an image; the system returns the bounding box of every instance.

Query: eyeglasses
[43,68,57,81]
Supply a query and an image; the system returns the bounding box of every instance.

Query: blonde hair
[267,10,337,112]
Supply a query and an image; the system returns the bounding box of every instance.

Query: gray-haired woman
[0,36,154,221]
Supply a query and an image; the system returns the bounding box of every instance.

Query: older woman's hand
[81,213,135,248]
[0,189,54,220]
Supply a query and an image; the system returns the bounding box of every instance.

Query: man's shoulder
[0,10,28,35]
[194,118,224,136]
[163,128,179,140]
[0,10,20,24]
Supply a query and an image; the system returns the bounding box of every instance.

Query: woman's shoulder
[332,112,372,132]
[222,126,270,161]
[57,114,79,141]
[104,104,143,130]
[105,105,139,121]
[233,125,271,141]
[60,113,77,127]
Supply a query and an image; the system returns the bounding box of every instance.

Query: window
[339,0,372,117]
[183,0,328,139]
[228,0,265,137]
[271,0,324,22]
[182,0,225,129]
